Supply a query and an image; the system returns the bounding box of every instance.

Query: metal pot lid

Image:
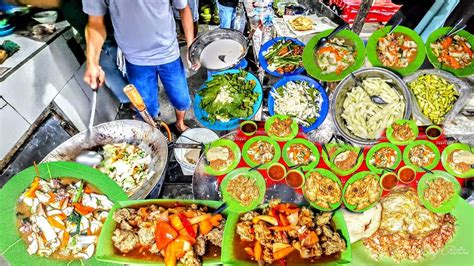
[188,28,248,71]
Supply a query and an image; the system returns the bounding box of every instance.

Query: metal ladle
[75,88,103,167]
[350,73,387,105]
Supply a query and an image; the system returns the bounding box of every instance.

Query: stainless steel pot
[188,28,248,71]
[331,67,412,146]
[42,120,168,199]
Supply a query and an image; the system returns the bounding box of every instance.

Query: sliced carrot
[254,241,262,261]
[60,231,70,249]
[273,246,295,260]
[47,216,66,230]
[209,214,222,227]
[73,203,95,215]
[268,225,295,231]
[48,191,55,203]
[24,177,41,198]
[199,219,213,235]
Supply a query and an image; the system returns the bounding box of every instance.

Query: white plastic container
[174,128,219,175]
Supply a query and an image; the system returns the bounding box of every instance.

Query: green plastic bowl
[425,27,474,77]
[366,26,426,76]
[220,168,266,213]
[242,136,281,169]
[402,140,441,172]
[264,114,299,142]
[385,119,419,146]
[303,168,342,211]
[342,171,382,212]
[441,143,474,178]
[366,142,402,175]
[204,138,242,176]
[417,170,461,214]
[321,143,364,176]
[282,138,320,172]
[303,29,366,82]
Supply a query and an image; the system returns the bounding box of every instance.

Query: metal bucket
[42,120,168,199]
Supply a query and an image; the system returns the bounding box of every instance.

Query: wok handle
[123,84,146,112]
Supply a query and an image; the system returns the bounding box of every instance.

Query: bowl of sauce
[240,120,257,136]
[285,170,305,189]
[267,163,286,181]
[397,165,416,184]
[380,172,399,191]
[425,125,442,140]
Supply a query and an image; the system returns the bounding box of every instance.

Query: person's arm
[83,15,106,89]
[176,1,199,70]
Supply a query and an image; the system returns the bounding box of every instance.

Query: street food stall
[0,0,473,266]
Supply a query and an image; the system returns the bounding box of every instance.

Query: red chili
[279,258,286,266]
[178,212,196,238]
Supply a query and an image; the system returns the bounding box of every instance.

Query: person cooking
[82,0,197,133]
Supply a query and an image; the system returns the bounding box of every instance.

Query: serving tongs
[439,18,466,40]
[386,17,403,36]
[321,134,351,162]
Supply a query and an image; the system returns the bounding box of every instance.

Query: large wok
[42,120,168,199]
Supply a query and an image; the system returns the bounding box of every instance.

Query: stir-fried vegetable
[198,71,259,123]
[430,34,473,69]
[408,74,459,124]
[377,33,417,68]
[263,39,303,75]
[271,81,322,127]
[316,38,356,75]
[342,77,405,139]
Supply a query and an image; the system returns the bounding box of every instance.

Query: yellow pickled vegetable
[408,74,459,124]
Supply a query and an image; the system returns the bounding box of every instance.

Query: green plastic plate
[242,136,281,169]
[221,206,352,265]
[342,171,382,212]
[441,143,474,178]
[366,142,402,175]
[204,139,242,176]
[385,119,419,146]
[321,144,364,176]
[303,168,342,211]
[95,199,227,265]
[282,138,320,172]
[350,197,473,265]
[425,27,474,77]
[303,29,366,82]
[0,162,128,266]
[264,114,299,142]
[417,170,461,214]
[366,26,426,76]
[220,168,266,213]
[403,140,441,172]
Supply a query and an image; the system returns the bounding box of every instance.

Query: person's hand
[186,46,200,71]
[84,64,105,90]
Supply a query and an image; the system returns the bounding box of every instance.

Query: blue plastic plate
[194,69,263,131]
[258,37,306,77]
[268,75,329,133]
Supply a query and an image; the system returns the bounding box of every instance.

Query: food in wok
[226,175,260,207]
[342,77,405,139]
[289,16,314,31]
[303,172,342,209]
[377,33,417,68]
[247,140,276,165]
[430,34,473,69]
[407,74,459,124]
[111,204,224,265]
[423,177,456,208]
[17,177,113,260]
[206,146,235,171]
[316,37,356,75]
[235,200,346,264]
[447,149,474,174]
[364,187,456,263]
[344,174,381,211]
[271,81,322,127]
[198,70,259,123]
[98,143,154,195]
[263,39,304,75]
[408,144,435,168]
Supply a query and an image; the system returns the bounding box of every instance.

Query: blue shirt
[83,0,187,66]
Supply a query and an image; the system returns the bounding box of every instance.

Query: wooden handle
[123,84,146,111]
